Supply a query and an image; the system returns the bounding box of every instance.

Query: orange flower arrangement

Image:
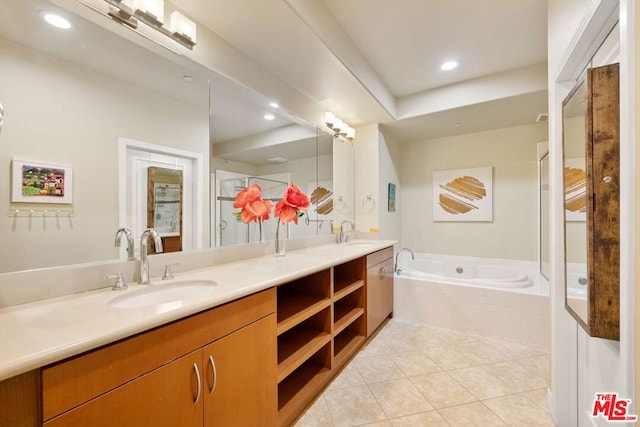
[275,182,310,224]
[233,184,273,243]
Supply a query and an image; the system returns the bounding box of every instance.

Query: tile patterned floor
[294,319,555,427]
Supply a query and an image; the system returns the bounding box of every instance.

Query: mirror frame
[562,63,620,340]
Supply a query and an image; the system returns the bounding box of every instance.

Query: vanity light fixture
[440,60,460,71]
[103,0,197,50]
[324,112,355,141]
[269,101,280,108]
[264,114,275,120]
[41,12,72,29]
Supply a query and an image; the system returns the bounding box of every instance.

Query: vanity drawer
[42,288,275,421]
[366,247,394,268]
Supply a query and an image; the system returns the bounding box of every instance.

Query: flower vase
[274,221,286,256]
[255,219,266,243]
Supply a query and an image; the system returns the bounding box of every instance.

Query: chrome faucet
[114,228,135,261]
[338,220,353,243]
[394,248,415,274]
[138,228,163,284]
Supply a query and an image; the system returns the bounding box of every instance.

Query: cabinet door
[366,264,384,336]
[203,314,277,427]
[380,258,394,319]
[44,350,203,427]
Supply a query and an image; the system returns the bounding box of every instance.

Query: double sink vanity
[0,240,395,427]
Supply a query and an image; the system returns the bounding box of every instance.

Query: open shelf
[333,279,364,301]
[334,306,364,336]
[277,296,331,335]
[334,321,365,367]
[333,258,365,296]
[277,307,332,383]
[278,346,332,427]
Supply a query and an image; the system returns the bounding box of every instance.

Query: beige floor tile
[410,372,476,409]
[369,378,434,418]
[519,388,551,412]
[483,394,556,426]
[484,360,549,393]
[483,337,548,360]
[423,345,478,370]
[389,411,450,426]
[438,402,507,426]
[518,355,551,382]
[448,366,514,400]
[353,354,406,384]
[323,385,387,427]
[389,351,442,377]
[455,341,509,364]
[327,364,367,390]
[294,396,334,427]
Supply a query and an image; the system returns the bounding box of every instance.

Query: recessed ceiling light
[183,75,193,82]
[269,102,279,108]
[441,60,459,71]
[41,12,71,30]
[264,114,275,120]
[453,122,462,128]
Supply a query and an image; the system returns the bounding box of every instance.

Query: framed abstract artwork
[433,166,492,222]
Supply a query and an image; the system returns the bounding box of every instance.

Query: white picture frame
[11,157,73,204]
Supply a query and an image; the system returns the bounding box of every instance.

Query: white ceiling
[172,0,549,141]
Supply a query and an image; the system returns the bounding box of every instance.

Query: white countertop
[0,240,395,381]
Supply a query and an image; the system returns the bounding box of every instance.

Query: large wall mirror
[0,0,354,275]
[562,63,620,340]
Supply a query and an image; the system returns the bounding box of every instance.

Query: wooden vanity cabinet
[42,288,276,427]
[366,247,394,336]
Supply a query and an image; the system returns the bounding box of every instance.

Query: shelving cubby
[276,269,331,335]
[277,342,332,427]
[331,258,366,368]
[333,257,365,298]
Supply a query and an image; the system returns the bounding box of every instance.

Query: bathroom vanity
[0,241,395,427]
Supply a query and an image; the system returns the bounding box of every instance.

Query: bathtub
[394,253,549,347]
[396,257,533,289]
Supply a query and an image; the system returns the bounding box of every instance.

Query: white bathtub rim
[394,253,548,296]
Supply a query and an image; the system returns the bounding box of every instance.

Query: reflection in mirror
[210,73,337,246]
[148,167,183,253]
[0,0,209,273]
[562,78,588,323]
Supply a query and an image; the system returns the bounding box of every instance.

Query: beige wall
[399,123,547,260]
[0,39,209,273]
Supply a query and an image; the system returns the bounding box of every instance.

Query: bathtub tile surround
[394,254,550,347]
[295,319,554,426]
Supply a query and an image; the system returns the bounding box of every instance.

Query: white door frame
[118,138,204,254]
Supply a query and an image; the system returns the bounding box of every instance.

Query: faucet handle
[162,263,180,280]
[104,272,127,291]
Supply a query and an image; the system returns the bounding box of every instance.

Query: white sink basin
[109,280,218,309]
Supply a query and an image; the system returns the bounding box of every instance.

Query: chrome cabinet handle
[208,355,217,394]
[193,363,201,404]
[378,266,385,281]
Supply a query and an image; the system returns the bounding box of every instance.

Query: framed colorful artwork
[388,183,396,212]
[11,158,73,204]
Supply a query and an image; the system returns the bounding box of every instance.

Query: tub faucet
[138,228,163,284]
[338,220,353,243]
[114,228,135,261]
[395,248,415,274]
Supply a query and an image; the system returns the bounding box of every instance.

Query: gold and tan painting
[433,167,493,221]
[308,181,334,218]
[564,157,586,221]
